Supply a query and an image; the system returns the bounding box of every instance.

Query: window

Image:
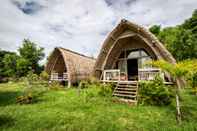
[127,49,149,59]
[118,60,127,73]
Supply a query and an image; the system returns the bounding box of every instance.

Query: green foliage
[79,79,115,97]
[149,25,161,36]
[40,71,49,81]
[18,39,45,74]
[16,57,31,77]
[48,81,64,90]
[148,60,197,80]
[98,83,115,97]
[0,39,45,80]
[0,49,16,79]
[2,53,18,77]
[16,93,33,104]
[79,80,90,89]
[16,71,48,104]
[1,82,197,130]
[182,9,197,33]
[188,72,197,95]
[149,9,197,61]
[139,75,174,106]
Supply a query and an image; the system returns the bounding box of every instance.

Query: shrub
[139,75,174,106]
[48,81,64,90]
[40,71,49,81]
[98,83,115,97]
[16,71,48,104]
[16,93,33,104]
[188,72,197,95]
[79,80,89,89]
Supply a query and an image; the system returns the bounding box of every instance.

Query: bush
[16,71,48,104]
[139,75,174,106]
[16,93,33,104]
[40,71,49,81]
[48,81,64,90]
[188,72,197,95]
[98,83,115,97]
[79,80,89,89]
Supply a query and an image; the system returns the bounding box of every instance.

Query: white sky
[0,0,196,63]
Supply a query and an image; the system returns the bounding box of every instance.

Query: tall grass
[0,82,196,131]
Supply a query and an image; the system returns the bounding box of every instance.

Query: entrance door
[127,59,138,81]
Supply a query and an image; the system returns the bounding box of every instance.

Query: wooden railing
[102,68,164,82]
[50,72,68,81]
[138,68,164,81]
[103,69,120,81]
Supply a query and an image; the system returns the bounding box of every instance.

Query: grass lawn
[0,82,196,131]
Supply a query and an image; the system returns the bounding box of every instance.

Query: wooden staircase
[113,81,138,105]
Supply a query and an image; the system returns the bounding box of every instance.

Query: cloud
[12,0,44,15]
[0,0,196,63]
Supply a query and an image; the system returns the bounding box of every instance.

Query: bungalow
[45,47,96,87]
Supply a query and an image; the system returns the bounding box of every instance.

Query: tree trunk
[176,79,182,124]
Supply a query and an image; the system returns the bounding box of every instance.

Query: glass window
[118,60,127,73]
[127,51,140,59]
[139,57,152,69]
[141,50,148,57]
[127,49,150,59]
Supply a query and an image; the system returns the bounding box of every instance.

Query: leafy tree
[182,9,197,33]
[2,53,18,77]
[0,49,16,77]
[172,29,197,61]
[149,9,197,61]
[18,39,45,74]
[149,25,161,37]
[148,59,197,124]
[16,58,31,77]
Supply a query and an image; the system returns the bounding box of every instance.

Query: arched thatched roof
[93,19,176,78]
[45,47,96,84]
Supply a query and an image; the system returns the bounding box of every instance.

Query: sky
[0,0,197,62]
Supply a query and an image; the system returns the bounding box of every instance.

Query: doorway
[127,59,138,81]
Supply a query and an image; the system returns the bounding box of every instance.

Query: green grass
[0,82,196,131]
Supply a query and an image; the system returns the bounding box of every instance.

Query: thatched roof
[93,19,176,78]
[45,47,96,84]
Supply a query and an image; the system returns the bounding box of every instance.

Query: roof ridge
[57,47,96,60]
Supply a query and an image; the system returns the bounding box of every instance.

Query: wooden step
[113,93,137,98]
[114,90,137,95]
[118,84,137,87]
[113,81,138,104]
[116,88,137,91]
[118,98,137,103]
[117,85,137,88]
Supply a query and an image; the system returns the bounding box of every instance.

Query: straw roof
[45,47,96,84]
[93,19,176,79]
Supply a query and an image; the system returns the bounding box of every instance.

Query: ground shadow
[0,91,21,106]
[0,115,15,128]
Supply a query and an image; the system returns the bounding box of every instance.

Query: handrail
[50,72,68,81]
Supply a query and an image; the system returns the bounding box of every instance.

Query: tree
[149,25,161,37]
[2,53,18,77]
[148,59,197,124]
[18,39,45,74]
[16,58,31,77]
[149,9,197,61]
[182,9,197,34]
[172,29,197,61]
[0,49,16,77]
